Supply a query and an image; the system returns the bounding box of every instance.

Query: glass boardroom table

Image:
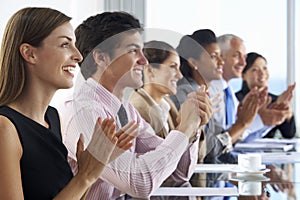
[149,138,300,200]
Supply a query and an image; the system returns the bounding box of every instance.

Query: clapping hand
[188,85,213,126]
[76,118,138,183]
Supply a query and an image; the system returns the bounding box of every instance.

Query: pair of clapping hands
[258,83,295,126]
[234,83,295,128]
[176,85,220,139]
[75,118,139,184]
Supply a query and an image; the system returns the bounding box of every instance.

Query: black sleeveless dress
[0,106,73,199]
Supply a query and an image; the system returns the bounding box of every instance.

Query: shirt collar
[220,78,229,90]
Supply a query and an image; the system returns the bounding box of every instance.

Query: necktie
[224,87,234,126]
[117,104,128,127]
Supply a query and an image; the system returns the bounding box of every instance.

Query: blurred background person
[211,34,287,144]
[235,52,296,139]
[170,29,257,166]
[130,40,182,139]
[169,29,231,191]
[130,40,203,199]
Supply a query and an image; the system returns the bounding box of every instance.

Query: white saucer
[234,165,270,174]
[235,168,270,175]
[230,174,270,182]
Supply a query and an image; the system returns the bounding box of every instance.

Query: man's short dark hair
[75,11,142,79]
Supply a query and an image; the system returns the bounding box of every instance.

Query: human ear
[187,57,198,70]
[92,49,110,68]
[142,65,154,83]
[19,43,36,64]
[145,65,155,77]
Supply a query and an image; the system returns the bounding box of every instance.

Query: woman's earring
[194,66,198,70]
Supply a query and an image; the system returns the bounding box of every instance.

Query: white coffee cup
[238,153,262,171]
[238,181,262,196]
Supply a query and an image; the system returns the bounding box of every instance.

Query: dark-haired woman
[129,41,208,193]
[236,52,296,138]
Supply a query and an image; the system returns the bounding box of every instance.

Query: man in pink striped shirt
[59,11,212,199]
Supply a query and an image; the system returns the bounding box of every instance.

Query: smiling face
[100,31,148,92]
[31,22,83,90]
[242,57,269,89]
[195,43,224,84]
[147,51,182,95]
[221,38,246,81]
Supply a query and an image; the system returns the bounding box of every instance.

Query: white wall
[0,0,105,39]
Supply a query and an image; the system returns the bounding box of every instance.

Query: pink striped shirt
[59,78,198,200]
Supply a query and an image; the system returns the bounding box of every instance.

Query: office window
[146,0,287,93]
[296,0,300,131]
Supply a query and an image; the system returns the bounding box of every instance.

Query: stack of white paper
[234,143,294,152]
[151,187,238,197]
[194,164,238,173]
[260,152,300,163]
[253,138,300,144]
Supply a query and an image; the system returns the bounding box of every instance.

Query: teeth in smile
[63,66,75,73]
